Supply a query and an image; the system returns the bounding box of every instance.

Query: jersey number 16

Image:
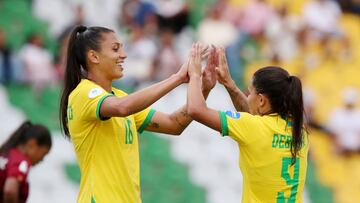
[124,118,133,144]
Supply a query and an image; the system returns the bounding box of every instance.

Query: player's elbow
[115,104,131,117]
[171,128,184,136]
[168,131,182,136]
[187,105,203,121]
[187,105,197,118]
[101,97,132,117]
[167,118,184,136]
[117,108,130,117]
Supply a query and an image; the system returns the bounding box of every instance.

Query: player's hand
[215,47,233,87]
[175,43,208,83]
[202,45,218,92]
[188,43,202,78]
[175,59,190,83]
[200,44,210,60]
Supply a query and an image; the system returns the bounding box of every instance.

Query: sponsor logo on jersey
[0,157,8,170]
[19,161,28,174]
[226,111,240,119]
[88,88,103,99]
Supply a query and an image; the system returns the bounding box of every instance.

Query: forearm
[169,87,210,133]
[186,75,221,131]
[224,80,249,112]
[187,75,207,120]
[117,74,182,116]
[3,178,19,203]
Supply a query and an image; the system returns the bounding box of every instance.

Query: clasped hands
[186,42,233,94]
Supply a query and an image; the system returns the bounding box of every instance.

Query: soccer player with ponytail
[187,44,309,203]
[59,26,216,203]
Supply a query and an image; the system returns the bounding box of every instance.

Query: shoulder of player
[228,113,285,129]
[69,79,107,100]
[228,113,276,131]
[7,149,31,166]
[225,111,259,121]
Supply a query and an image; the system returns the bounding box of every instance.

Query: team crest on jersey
[0,157,8,170]
[226,110,240,119]
[19,161,28,173]
[88,88,103,99]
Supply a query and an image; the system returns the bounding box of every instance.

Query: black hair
[59,25,114,138]
[0,121,52,154]
[253,66,305,164]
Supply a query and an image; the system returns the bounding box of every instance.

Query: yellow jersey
[68,79,155,203]
[219,111,309,203]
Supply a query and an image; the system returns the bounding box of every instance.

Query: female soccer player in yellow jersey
[187,43,309,203]
[59,26,217,203]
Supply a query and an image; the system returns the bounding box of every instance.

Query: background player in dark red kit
[0,121,51,203]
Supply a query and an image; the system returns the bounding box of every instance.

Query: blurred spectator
[327,88,360,155]
[18,34,55,99]
[59,5,87,39]
[120,0,158,36]
[225,32,250,89]
[303,87,317,124]
[56,33,70,81]
[336,0,360,14]
[238,0,275,39]
[303,0,342,39]
[56,5,88,81]
[301,0,353,65]
[122,25,157,87]
[213,0,242,27]
[303,87,331,133]
[0,29,23,86]
[265,4,302,61]
[150,28,181,82]
[153,0,189,34]
[0,30,13,85]
[197,5,237,47]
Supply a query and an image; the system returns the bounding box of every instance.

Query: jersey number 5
[125,118,133,144]
[277,157,300,203]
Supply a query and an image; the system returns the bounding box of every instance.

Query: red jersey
[0,149,31,203]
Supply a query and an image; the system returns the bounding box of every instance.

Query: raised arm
[144,45,218,135]
[215,47,249,112]
[100,63,188,118]
[99,44,211,119]
[187,43,222,132]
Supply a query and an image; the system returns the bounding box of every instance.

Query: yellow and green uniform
[219,111,309,203]
[67,79,155,203]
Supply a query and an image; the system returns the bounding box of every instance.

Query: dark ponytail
[59,25,114,138]
[286,76,304,165]
[0,121,52,154]
[253,66,306,165]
